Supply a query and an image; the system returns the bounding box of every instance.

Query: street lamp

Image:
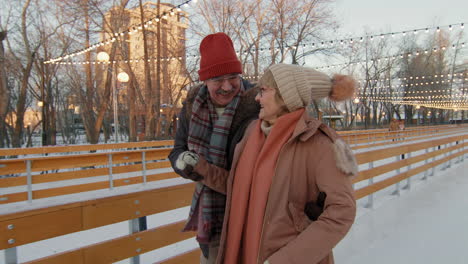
[114,71,129,142]
[415,105,421,125]
[97,51,110,62]
[37,101,45,145]
[97,51,129,143]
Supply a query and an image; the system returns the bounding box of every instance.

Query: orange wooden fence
[0,125,466,263]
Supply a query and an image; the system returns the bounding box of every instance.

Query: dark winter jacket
[168,79,260,179]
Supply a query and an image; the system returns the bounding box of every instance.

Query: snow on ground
[335,157,468,264]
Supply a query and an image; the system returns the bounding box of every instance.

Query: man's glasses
[207,74,241,86]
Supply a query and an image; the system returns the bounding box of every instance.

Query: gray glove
[175,151,203,180]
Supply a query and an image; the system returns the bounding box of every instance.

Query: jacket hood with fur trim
[291,112,358,177]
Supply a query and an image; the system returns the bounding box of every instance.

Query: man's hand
[175,151,203,180]
[176,151,199,170]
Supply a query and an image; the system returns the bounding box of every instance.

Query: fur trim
[329,74,357,102]
[332,139,358,177]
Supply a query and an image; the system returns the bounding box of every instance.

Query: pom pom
[329,74,357,101]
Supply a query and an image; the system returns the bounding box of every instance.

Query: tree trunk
[140,0,157,140]
[0,31,8,148]
[12,0,34,147]
[12,62,34,147]
[79,0,114,144]
[128,80,137,141]
[81,0,98,144]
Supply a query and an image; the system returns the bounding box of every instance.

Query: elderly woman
[177,63,358,264]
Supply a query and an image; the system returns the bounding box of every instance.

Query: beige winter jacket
[194,111,357,264]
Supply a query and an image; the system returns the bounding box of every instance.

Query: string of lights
[45,20,464,65]
[358,81,467,91]
[357,92,468,107]
[244,68,467,84]
[244,47,468,79]
[361,94,468,100]
[51,56,184,65]
[313,44,466,71]
[359,97,468,110]
[358,87,468,95]
[44,0,196,64]
[49,42,465,66]
[357,72,467,83]
[184,22,465,59]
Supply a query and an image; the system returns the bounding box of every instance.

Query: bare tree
[0,0,80,147]
[267,0,337,65]
[397,30,453,125]
[353,35,395,128]
[6,0,42,147]
[189,0,337,77]
[51,0,131,144]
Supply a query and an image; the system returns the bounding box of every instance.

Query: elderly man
[168,32,259,264]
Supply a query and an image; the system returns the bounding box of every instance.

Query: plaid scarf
[183,84,242,244]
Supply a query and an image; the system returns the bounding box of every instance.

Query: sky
[302,0,468,71]
[333,0,467,36]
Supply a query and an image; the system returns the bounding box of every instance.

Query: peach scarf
[224,109,305,264]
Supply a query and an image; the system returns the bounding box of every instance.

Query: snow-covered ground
[1,138,467,263]
[335,158,468,264]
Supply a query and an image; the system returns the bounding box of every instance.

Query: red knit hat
[198,32,242,81]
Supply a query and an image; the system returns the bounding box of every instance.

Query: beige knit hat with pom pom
[261,63,357,112]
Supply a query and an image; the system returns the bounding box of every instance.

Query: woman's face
[255,85,287,125]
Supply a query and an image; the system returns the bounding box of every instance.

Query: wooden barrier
[349,126,464,150]
[0,124,462,158]
[0,125,466,263]
[26,221,193,264]
[353,135,467,199]
[340,124,464,146]
[2,183,196,264]
[0,148,175,204]
[0,140,174,157]
[0,183,195,248]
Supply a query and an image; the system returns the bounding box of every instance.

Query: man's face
[205,74,241,107]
